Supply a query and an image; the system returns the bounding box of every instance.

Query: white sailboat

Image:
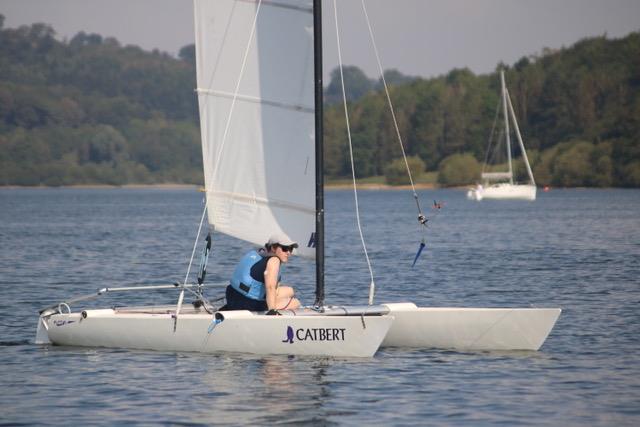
[36,0,560,355]
[467,70,537,201]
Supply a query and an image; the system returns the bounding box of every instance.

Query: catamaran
[36,0,560,355]
[467,70,537,201]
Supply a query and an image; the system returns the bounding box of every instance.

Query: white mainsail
[195,0,316,257]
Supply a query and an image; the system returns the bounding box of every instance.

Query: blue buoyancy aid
[230,250,270,300]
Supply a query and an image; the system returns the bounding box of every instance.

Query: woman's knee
[278,286,295,298]
[277,296,300,310]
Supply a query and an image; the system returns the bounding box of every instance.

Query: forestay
[194,0,316,257]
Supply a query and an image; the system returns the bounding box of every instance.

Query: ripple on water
[1,188,639,425]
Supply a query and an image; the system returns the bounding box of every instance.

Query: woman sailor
[224,234,301,313]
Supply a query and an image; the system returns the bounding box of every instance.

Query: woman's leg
[275,286,300,309]
[276,296,300,310]
[276,286,295,299]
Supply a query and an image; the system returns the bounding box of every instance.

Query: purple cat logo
[282,326,294,344]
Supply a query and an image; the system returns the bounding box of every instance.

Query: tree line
[1,15,638,187]
[0,16,200,186]
[324,33,640,187]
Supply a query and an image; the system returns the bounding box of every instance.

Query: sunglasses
[278,245,294,253]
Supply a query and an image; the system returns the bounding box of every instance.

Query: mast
[313,0,325,307]
[501,70,513,184]
[505,88,536,186]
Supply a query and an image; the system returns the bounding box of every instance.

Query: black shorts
[224,285,268,311]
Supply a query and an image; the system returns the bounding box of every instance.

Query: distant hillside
[324,32,640,187]
[0,15,201,186]
[1,14,638,187]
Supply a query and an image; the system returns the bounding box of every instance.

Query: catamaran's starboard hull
[467,184,537,201]
[381,303,560,351]
[39,309,393,357]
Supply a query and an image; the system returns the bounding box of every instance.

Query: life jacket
[230,250,281,300]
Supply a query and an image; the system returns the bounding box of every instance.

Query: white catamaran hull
[36,302,560,354]
[381,303,560,351]
[38,308,393,358]
[467,183,537,201]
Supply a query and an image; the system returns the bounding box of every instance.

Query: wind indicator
[412,240,426,267]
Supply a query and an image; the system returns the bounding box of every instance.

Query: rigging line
[183,285,215,309]
[501,71,513,184]
[333,0,376,306]
[359,0,424,218]
[482,96,503,175]
[183,204,209,286]
[175,203,209,321]
[210,0,264,182]
[505,88,536,186]
[487,129,504,169]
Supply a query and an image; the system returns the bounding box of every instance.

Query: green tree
[1,20,639,187]
[552,141,594,187]
[384,156,425,185]
[325,66,374,104]
[437,153,481,186]
[179,44,196,66]
[375,69,416,89]
[621,161,640,186]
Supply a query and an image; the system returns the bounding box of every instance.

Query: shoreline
[0,183,202,190]
[325,182,438,190]
[0,183,440,190]
[0,183,629,190]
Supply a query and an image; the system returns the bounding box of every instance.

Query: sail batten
[196,88,314,113]
[206,190,316,215]
[195,0,316,258]
[244,0,313,14]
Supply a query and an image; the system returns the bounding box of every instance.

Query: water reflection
[186,354,336,425]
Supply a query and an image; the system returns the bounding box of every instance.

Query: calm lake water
[1,187,639,425]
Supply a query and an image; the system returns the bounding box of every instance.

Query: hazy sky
[2,0,639,81]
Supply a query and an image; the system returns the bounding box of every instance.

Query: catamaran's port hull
[36,303,561,355]
[381,303,560,351]
[38,308,393,358]
[467,184,537,201]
